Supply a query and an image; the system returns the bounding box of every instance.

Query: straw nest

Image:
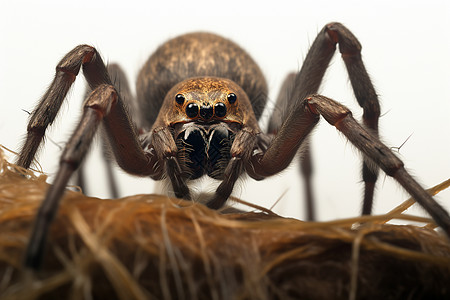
[0,146,449,300]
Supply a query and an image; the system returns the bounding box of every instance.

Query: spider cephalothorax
[159,76,258,181]
[17,24,450,269]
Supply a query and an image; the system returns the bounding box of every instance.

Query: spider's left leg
[252,94,450,236]
[306,94,450,236]
[326,23,381,215]
[269,23,381,216]
[270,73,316,220]
[207,98,318,210]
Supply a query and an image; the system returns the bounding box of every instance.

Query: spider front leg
[253,94,450,237]
[306,95,450,235]
[17,45,112,169]
[269,22,381,218]
[24,82,162,269]
[76,63,134,198]
[25,85,117,269]
[271,73,316,220]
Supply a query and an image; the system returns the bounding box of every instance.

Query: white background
[1,0,449,221]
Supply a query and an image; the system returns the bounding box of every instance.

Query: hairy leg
[268,23,381,217]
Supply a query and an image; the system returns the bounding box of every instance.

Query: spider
[17,22,450,269]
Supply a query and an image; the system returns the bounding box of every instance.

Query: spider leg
[270,73,316,220]
[17,45,113,169]
[75,149,120,198]
[25,81,167,269]
[255,93,450,236]
[25,85,117,269]
[99,63,135,198]
[268,22,381,217]
[307,94,450,235]
[300,146,314,220]
[102,143,120,198]
[252,99,319,178]
[75,64,131,198]
[327,23,381,215]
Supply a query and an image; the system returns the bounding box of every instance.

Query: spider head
[154,77,257,128]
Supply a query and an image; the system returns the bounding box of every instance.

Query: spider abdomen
[136,32,268,127]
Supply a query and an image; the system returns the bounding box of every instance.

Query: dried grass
[0,146,449,300]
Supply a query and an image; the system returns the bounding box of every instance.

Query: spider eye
[227,93,237,104]
[185,103,199,118]
[175,94,185,105]
[214,102,227,118]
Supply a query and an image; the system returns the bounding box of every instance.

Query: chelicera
[16,23,450,269]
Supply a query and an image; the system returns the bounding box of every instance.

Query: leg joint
[306,94,351,126]
[325,22,362,56]
[83,84,118,117]
[56,44,96,76]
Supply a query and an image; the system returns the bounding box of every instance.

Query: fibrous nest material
[0,146,449,300]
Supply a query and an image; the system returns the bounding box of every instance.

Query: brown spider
[17,22,450,269]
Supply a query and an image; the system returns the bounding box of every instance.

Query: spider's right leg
[76,63,133,198]
[24,82,168,269]
[75,64,131,199]
[17,45,112,169]
[269,23,381,217]
[26,85,128,268]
